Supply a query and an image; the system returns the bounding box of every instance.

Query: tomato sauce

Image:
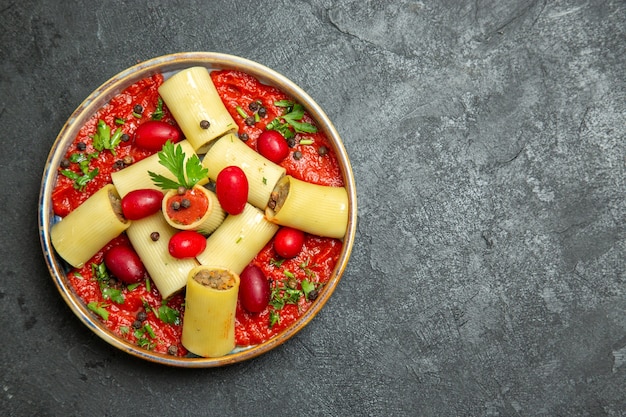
[165,187,209,226]
[51,69,345,357]
[210,70,344,187]
[52,74,175,217]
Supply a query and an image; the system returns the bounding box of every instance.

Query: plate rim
[38,51,358,368]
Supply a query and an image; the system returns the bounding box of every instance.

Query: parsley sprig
[266,100,317,140]
[148,141,208,190]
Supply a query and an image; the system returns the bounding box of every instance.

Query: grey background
[1,0,624,416]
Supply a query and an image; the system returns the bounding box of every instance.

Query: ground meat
[193,268,237,290]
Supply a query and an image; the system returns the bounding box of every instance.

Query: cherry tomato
[273,227,305,258]
[239,265,270,313]
[134,120,182,151]
[104,245,147,284]
[121,189,164,220]
[215,166,248,215]
[168,230,206,259]
[257,130,289,163]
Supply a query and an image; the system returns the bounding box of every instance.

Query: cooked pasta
[162,185,226,234]
[111,140,205,198]
[201,133,286,209]
[181,266,240,357]
[196,203,278,274]
[265,175,348,239]
[125,211,198,298]
[51,184,130,268]
[158,67,237,153]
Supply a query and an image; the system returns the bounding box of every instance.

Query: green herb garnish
[88,301,110,321]
[92,120,123,155]
[157,302,180,325]
[148,141,208,190]
[151,98,164,120]
[102,287,124,304]
[266,100,317,140]
[134,323,157,350]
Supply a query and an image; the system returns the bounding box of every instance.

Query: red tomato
[121,189,164,220]
[104,245,147,284]
[215,166,248,215]
[134,120,182,151]
[257,130,289,163]
[239,265,270,313]
[273,227,305,258]
[168,230,206,259]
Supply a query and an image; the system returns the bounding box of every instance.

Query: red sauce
[165,187,209,226]
[210,70,344,187]
[52,74,175,217]
[51,69,345,357]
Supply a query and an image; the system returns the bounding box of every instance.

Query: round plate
[38,52,357,367]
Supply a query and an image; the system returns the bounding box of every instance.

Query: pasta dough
[181,266,240,357]
[51,184,130,268]
[158,67,237,153]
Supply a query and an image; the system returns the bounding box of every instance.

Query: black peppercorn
[150,232,160,241]
[200,120,210,129]
[248,101,260,112]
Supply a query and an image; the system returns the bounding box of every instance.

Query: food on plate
[50,184,130,268]
[168,230,207,259]
[104,245,147,285]
[238,265,271,313]
[195,203,278,274]
[273,227,305,259]
[158,66,237,153]
[111,140,206,197]
[201,133,285,210]
[256,130,290,163]
[49,66,348,357]
[149,141,226,234]
[162,185,224,234]
[125,211,199,299]
[182,266,240,357]
[133,120,182,151]
[215,165,248,215]
[121,189,164,220]
[266,175,349,239]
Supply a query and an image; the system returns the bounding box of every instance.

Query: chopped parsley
[92,119,123,155]
[87,301,110,321]
[266,100,317,140]
[151,98,164,120]
[157,301,180,325]
[60,151,99,191]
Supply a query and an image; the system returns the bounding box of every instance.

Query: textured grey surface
[1,0,625,416]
